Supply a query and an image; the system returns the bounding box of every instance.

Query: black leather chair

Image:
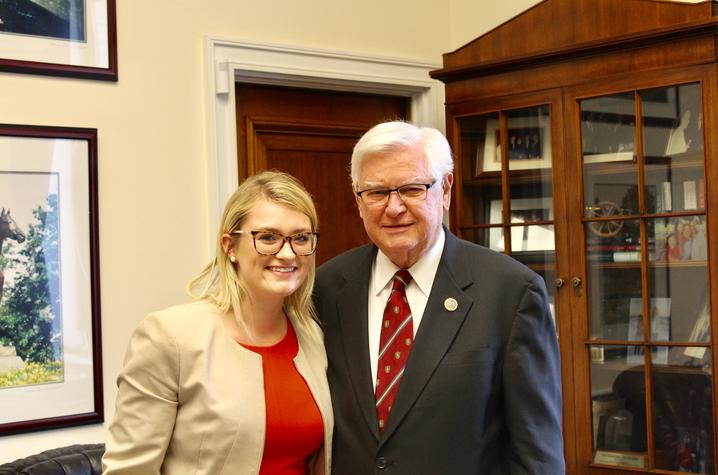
[0,444,104,475]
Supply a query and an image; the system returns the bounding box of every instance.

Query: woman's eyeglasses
[232,230,319,256]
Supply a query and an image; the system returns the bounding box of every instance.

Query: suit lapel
[381,231,475,441]
[336,246,381,440]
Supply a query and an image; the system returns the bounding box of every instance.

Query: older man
[315,121,565,474]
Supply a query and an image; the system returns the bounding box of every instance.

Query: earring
[229,255,236,263]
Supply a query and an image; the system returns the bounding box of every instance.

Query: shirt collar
[373,229,445,297]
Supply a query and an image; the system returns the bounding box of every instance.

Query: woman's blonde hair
[187,170,319,327]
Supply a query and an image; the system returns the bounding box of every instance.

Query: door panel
[236,84,408,264]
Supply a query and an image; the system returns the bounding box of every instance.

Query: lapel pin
[444,297,458,312]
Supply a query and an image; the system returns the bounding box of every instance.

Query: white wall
[448,0,540,50]
[1,0,707,462]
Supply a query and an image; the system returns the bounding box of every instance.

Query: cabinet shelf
[588,339,711,348]
[587,259,707,269]
[462,168,552,186]
[644,151,703,167]
[583,155,703,177]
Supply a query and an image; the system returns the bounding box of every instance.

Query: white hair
[350,121,454,187]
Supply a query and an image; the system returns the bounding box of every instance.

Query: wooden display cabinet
[431,0,718,473]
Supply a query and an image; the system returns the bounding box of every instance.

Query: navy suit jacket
[314,229,565,474]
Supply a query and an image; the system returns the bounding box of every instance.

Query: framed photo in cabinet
[0,0,117,81]
[650,216,707,262]
[479,119,552,173]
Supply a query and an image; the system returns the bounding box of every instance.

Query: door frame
[204,36,444,236]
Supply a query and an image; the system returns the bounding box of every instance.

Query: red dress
[241,320,324,474]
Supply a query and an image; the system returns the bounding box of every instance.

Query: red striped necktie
[375,269,413,432]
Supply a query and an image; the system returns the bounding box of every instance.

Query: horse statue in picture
[0,208,26,305]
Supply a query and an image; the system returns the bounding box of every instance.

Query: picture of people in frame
[508,127,542,160]
[651,216,707,262]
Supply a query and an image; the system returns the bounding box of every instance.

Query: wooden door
[235,84,407,265]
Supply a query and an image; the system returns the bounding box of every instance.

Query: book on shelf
[698,178,705,209]
[588,251,641,262]
[662,181,672,212]
[474,143,483,176]
[586,244,639,252]
[613,251,641,262]
[683,180,697,210]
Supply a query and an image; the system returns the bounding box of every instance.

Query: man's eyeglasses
[232,230,319,256]
[356,181,437,208]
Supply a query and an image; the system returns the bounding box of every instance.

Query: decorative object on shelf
[685,296,710,358]
[603,408,634,451]
[665,109,703,156]
[590,345,605,364]
[586,201,624,237]
[593,449,645,468]
[0,0,117,81]
[628,298,671,364]
[0,124,102,435]
[489,197,554,252]
[592,394,625,448]
[665,110,692,155]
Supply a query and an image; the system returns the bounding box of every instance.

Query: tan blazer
[103,300,333,475]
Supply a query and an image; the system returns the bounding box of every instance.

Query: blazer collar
[335,244,381,439]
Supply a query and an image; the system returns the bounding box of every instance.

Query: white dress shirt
[368,229,445,387]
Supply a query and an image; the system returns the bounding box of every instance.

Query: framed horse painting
[0,124,102,435]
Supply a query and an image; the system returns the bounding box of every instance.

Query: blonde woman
[103,171,332,474]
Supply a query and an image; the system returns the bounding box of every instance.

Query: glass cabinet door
[456,104,557,323]
[581,83,713,473]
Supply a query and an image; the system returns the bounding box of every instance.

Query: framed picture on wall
[0,124,102,435]
[0,0,118,81]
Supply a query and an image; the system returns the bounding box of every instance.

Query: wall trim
[203,36,444,237]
